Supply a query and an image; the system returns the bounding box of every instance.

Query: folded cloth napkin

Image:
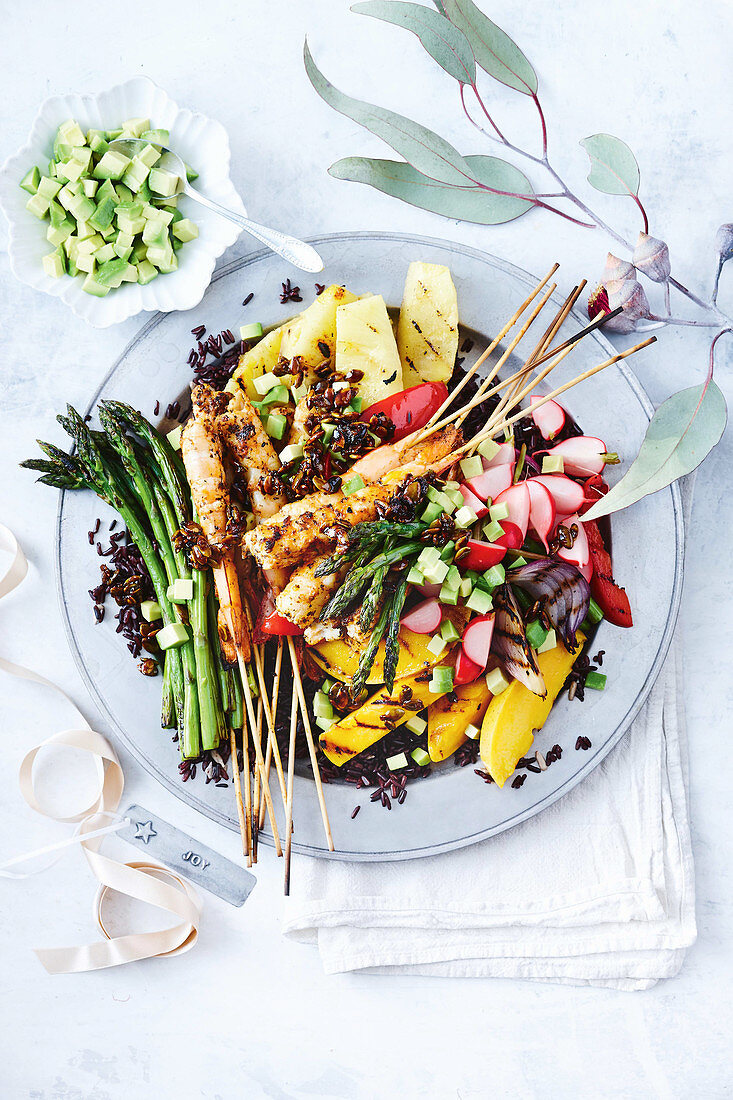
[283,486,697,990]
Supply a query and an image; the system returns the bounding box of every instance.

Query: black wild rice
[280,279,302,304]
[242,292,254,306]
[315,283,325,296]
[575,736,592,751]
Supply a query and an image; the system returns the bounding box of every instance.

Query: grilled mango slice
[319,652,458,766]
[427,679,492,762]
[480,635,583,787]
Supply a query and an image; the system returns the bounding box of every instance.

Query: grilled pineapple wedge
[397,261,459,384]
[335,294,403,408]
[279,284,357,374]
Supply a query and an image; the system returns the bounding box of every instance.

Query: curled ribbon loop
[0,522,202,973]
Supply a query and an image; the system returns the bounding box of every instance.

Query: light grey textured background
[1,1,731,1097]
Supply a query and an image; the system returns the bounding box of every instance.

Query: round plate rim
[54,230,684,861]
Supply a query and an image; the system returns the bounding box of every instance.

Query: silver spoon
[108,138,324,273]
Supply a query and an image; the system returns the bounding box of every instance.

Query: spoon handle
[185,185,324,273]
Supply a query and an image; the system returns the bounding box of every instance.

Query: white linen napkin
[283,488,696,990]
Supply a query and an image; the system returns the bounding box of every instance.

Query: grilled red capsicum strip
[584,519,633,627]
[359,381,449,443]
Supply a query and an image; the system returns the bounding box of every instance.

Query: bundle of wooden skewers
[22,262,655,893]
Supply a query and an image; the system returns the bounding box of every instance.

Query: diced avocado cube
[172,218,198,243]
[484,563,505,588]
[75,220,95,242]
[136,260,158,285]
[53,140,74,163]
[542,455,564,474]
[489,502,509,522]
[60,158,85,183]
[141,128,170,146]
[152,246,178,274]
[443,564,462,592]
[132,240,148,262]
[315,715,338,732]
[485,667,510,695]
[460,455,483,479]
[459,577,473,598]
[454,505,478,529]
[482,519,504,543]
[142,219,169,247]
[417,545,441,571]
[96,257,129,287]
[115,183,134,205]
[113,232,134,259]
[77,232,104,253]
[96,179,119,204]
[58,119,86,147]
[537,628,557,654]
[82,178,99,198]
[19,166,41,194]
[38,175,62,200]
[100,225,117,241]
[48,200,67,227]
[116,213,145,236]
[120,264,138,283]
[406,564,424,586]
[427,633,448,659]
[70,146,93,170]
[156,622,190,650]
[137,179,152,202]
[585,670,607,690]
[166,426,182,451]
[342,474,365,497]
[89,134,109,156]
[405,715,427,736]
[89,196,117,231]
[386,752,408,772]
[68,194,95,221]
[265,413,288,441]
[255,384,290,409]
[429,666,454,694]
[464,723,481,740]
[477,438,501,462]
[148,167,180,197]
[253,372,281,397]
[240,322,262,342]
[439,583,459,606]
[167,578,194,603]
[525,619,548,651]
[424,558,449,585]
[57,183,78,210]
[121,117,150,138]
[171,236,183,253]
[440,540,456,561]
[47,221,73,247]
[26,192,50,218]
[93,243,115,264]
[76,252,96,274]
[136,144,161,169]
[185,163,198,183]
[466,587,493,614]
[42,250,66,278]
[410,747,431,767]
[93,150,131,180]
[444,488,465,509]
[313,692,334,720]
[440,619,461,643]
[105,128,123,141]
[86,127,107,147]
[420,500,444,524]
[139,599,162,622]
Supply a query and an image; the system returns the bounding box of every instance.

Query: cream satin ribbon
[0,522,202,973]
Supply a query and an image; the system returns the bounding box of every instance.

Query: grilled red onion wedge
[507,559,590,650]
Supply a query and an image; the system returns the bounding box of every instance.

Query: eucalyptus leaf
[438,0,537,95]
[583,380,727,520]
[329,154,534,224]
[304,39,471,185]
[580,133,641,197]
[353,1,476,85]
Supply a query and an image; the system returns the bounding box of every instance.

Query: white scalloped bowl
[0,76,245,327]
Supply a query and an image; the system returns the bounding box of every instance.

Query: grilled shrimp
[348,424,463,483]
[275,558,341,629]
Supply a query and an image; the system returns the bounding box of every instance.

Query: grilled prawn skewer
[181,384,283,857]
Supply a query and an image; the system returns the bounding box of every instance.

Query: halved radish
[526,480,556,550]
[493,521,524,551]
[462,614,495,669]
[458,482,489,519]
[555,514,590,569]
[419,581,443,598]
[530,394,566,440]
[467,463,513,503]
[545,435,607,477]
[577,558,594,583]
[482,441,515,469]
[493,482,530,539]
[530,474,587,515]
[462,539,506,571]
[454,648,483,685]
[400,597,442,634]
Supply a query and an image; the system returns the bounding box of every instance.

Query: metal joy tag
[120,803,256,907]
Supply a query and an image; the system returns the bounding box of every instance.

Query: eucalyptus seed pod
[602,252,636,293]
[604,277,650,333]
[632,232,671,283]
[715,223,733,263]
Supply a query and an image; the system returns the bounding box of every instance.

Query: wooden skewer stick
[283,684,299,896]
[241,721,253,867]
[420,263,560,434]
[238,652,283,856]
[441,337,656,463]
[229,725,250,864]
[259,638,284,830]
[287,636,334,852]
[252,641,288,810]
[251,694,263,863]
[528,307,624,369]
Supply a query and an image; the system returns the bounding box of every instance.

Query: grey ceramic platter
[56,232,684,861]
